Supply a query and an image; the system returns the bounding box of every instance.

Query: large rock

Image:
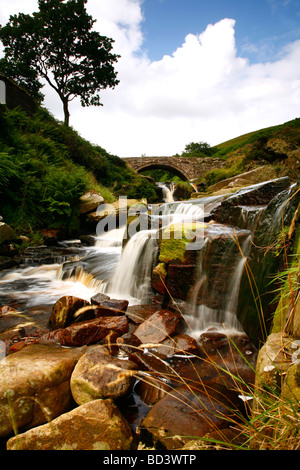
[211,177,291,226]
[133,309,182,344]
[40,315,129,347]
[141,384,243,450]
[48,296,89,329]
[78,191,104,214]
[70,345,137,404]
[254,332,295,398]
[0,344,84,437]
[0,222,14,244]
[125,304,161,324]
[7,399,135,450]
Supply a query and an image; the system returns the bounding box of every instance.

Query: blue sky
[1,0,300,158]
[141,0,300,63]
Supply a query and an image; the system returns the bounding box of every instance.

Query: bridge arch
[135,163,189,181]
[125,157,193,181]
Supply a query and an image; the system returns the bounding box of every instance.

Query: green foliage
[0,0,120,124]
[181,141,218,158]
[141,168,182,182]
[0,105,158,234]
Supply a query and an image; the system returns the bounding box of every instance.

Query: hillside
[196,118,300,188]
[0,104,159,239]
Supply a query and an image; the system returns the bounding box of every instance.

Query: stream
[0,178,297,344]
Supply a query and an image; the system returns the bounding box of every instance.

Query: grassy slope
[0,104,159,238]
[196,117,300,187]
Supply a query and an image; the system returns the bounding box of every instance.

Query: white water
[0,180,294,338]
[102,229,158,304]
[184,233,251,337]
[157,182,175,203]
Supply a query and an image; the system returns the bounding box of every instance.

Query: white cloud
[1,1,300,158]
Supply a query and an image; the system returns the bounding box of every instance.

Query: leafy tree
[0,0,120,125]
[182,141,217,157]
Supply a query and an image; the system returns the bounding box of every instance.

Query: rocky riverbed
[0,294,257,450]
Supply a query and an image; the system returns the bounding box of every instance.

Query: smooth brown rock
[150,333,199,358]
[125,304,160,324]
[0,344,84,437]
[166,264,197,300]
[71,345,137,404]
[48,296,89,329]
[141,384,242,450]
[94,299,129,317]
[133,309,181,344]
[7,399,134,450]
[40,315,129,347]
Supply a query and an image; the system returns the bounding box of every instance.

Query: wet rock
[151,263,167,296]
[94,298,129,317]
[0,344,84,437]
[70,345,137,404]
[134,376,173,407]
[133,309,182,344]
[116,333,142,355]
[158,222,206,265]
[129,349,174,376]
[90,293,110,305]
[166,264,196,300]
[150,333,199,358]
[0,306,18,316]
[212,177,291,221]
[48,296,89,329]
[7,399,135,450]
[141,383,243,450]
[40,315,129,347]
[125,304,161,324]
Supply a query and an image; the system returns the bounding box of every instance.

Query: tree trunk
[63,98,70,126]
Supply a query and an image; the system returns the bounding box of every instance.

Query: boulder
[141,384,243,450]
[94,298,129,317]
[7,399,135,450]
[133,309,182,344]
[70,345,137,404]
[150,333,199,358]
[125,304,161,324]
[158,222,206,265]
[79,191,104,214]
[40,315,129,347]
[211,177,291,226]
[254,332,295,400]
[151,263,167,296]
[48,296,89,329]
[0,344,84,437]
[0,222,14,244]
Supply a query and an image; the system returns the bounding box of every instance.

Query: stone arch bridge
[124,156,225,182]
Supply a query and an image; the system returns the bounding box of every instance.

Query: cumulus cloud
[1,0,300,157]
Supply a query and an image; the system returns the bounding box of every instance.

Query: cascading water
[0,178,297,342]
[101,229,158,304]
[157,183,175,203]
[183,228,252,336]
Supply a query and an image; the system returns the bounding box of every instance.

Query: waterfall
[157,183,175,203]
[182,227,251,336]
[102,229,158,304]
